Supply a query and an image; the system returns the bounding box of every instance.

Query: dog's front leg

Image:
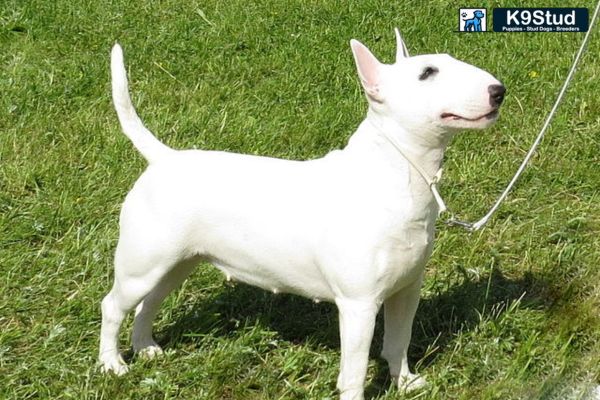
[335,298,378,400]
[381,276,427,392]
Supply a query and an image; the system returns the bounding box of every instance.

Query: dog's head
[351,29,504,140]
[473,10,485,19]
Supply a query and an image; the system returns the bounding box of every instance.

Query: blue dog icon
[463,10,485,31]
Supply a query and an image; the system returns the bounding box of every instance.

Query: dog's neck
[345,111,453,181]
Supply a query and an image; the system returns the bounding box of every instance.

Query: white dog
[99,30,504,400]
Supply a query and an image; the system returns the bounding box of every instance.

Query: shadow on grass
[158,266,551,399]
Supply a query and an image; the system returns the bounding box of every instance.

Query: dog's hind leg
[132,258,197,358]
[99,277,150,375]
[99,230,186,375]
[381,276,427,392]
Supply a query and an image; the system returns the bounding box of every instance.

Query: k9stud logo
[493,8,589,32]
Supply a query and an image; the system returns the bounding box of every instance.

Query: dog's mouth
[441,109,499,122]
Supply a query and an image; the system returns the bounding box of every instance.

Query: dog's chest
[311,160,438,299]
[380,214,435,289]
[368,192,437,295]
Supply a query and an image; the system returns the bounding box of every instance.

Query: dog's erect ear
[394,27,409,61]
[350,39,383,103]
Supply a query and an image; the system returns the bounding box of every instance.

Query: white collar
[368,120,447,215]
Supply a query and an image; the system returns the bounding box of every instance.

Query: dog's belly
[209,254,334,301]
[190,196,337,300]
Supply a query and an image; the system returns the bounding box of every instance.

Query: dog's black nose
[488,84,506,107]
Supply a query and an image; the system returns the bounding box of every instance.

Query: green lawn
[1,0,599,399]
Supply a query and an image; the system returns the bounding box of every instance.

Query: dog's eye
[419,66,438,81]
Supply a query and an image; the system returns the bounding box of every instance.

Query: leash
[383,2,600,232]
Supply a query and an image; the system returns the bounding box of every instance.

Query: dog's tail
[111,44,174,163]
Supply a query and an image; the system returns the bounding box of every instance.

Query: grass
[1,0,599,398]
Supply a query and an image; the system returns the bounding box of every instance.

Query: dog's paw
[136,344,164,360]
[99,354,129,376]
[339,388,365,400]
[394,373,428,392]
